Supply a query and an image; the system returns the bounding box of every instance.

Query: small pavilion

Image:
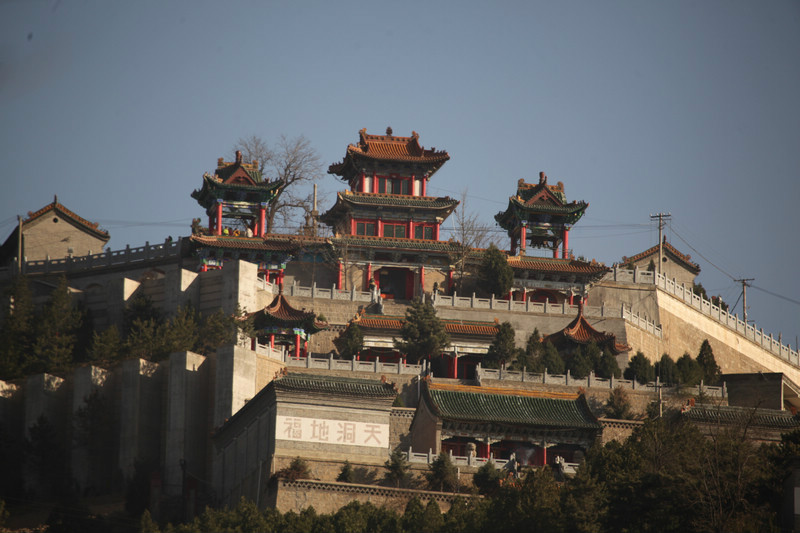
[248,294,328,357]
[542,304,631,356]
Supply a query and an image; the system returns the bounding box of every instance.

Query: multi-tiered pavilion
[321,128,461,300]
[190,152,304,282]
[495,173,608,304]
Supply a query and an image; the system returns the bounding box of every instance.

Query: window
[378,178,387,194]
[414,226,434,240]
[383,224,406,238]
[356,222,376,236]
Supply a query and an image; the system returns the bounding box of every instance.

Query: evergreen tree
[539,342,565,374]
[597,347,622,379]
[88,325,123,362]
[162,305,200,355]
[426,452,459,492]
[584,340,602,370]
[676,352,703,385]
[384,449,411,488]
[334,324,364,359]
[395,299,449,364]
[336,460,354,483]
[122,294,163,336]
[402,497,426,532]
[696,339,721,384]
[655,353,679,385]
[510,328,541,371]
[484,321,516,369]
[32,276,82,373]
[567,345,593,378]
[422,499,444,533]
[623,351,655,384]
[473,460,504,496]
[478,244,513,298]
[0,275,35,379]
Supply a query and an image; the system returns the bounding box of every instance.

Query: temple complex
[321,128,461,299]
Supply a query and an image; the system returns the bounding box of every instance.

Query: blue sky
[1,1,798,347]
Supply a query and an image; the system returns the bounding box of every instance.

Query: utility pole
[735,278,754,324]
[649,213,671,276]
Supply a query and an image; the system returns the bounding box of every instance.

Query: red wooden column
[420,266,425,296]
[434,224,440,240]
[258,203,266,237]
[377,217,383,237]
[520,223,527,255]
[422,177,428,197]
[563,228,569,258]
[350,218,356,235]
[452,353,458,379]
[294,334,301,358]
[360,172,366,192]
[366,263,372,290]
[208,214,215,234]
[372,172,377,193]
[447,270,454,292]
[215,200,223,236]
[337,261,343,290]
[408,220,414,239]
[270,334,275,349]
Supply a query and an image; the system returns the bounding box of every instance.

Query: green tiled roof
[274,373,397,398]
[426,387,601,430]
[683,405,800,430]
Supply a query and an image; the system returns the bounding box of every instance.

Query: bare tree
[233,134,323,234]
[448,190,495,292]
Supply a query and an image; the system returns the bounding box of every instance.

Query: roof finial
[235,150,242,164]
[54,194,58,205]
[386,126,393,136]
[539,172,547,184]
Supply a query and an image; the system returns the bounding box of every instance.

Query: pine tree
[539,342,565,374]
[336,460,354,483]
[655,353,679,385]
[384,449,411,488]
[484,322,516,369]
[597,348,622,379]
[32,276,82,373]
[334,324,364,359]
[696,339,721,384]
[478,244,513,298]
[624,351,655,384]
[676,352,703,385]
[88,325,123,362]
[395,299,449,364]
[0,275,35,379]
[568,345,594,378]
[426,452,459,492]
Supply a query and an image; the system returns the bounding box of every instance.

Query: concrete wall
[71,365,114,494]
[164,351,209,497]
[119,358,164,480]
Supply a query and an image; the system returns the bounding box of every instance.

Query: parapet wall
[270,479,474,514]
